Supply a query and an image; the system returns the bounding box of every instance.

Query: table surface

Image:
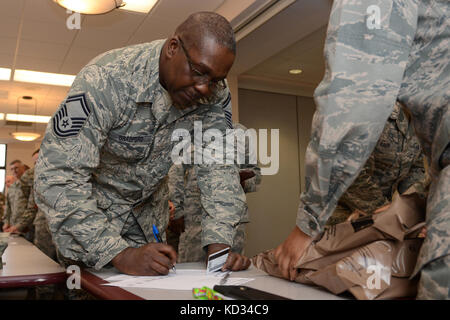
[87,262,348,300]
[0,234,66,288]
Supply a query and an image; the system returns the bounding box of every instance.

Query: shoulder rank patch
[53,93,91,138]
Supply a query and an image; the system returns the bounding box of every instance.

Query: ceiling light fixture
[54,0,124,15]
[11,96,41,142]
[11,132,42,142]
[14,69,75,87]
[289,69,302,75]
[6,114,51,124]
[119,0,158,13]
[0,68,11,81]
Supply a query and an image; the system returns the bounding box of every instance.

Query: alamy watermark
[366,5,381,30]
[66,10,81,30]
[171,121,279,175]
[66,265,81,290]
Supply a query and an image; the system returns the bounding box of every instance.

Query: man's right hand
[2,223,10,232]
[111,243,177,276]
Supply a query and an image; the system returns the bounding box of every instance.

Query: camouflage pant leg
[33,211,57,261]
[414,165,450,299]
[177,225,205,263]
[416,255,450,300]
[232,223,247,255]
[326,204,352,226]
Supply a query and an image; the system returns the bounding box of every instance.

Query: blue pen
[152,224,176,273]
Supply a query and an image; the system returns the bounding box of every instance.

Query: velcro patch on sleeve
[53,93,91,138]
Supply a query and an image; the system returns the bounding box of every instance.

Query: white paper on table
[102,269,254,290]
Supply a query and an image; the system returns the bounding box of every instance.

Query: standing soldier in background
[2,160,33,241]
[168,122,262,262]
[0,176,16,230]
[274,0,449,299]
[327,101,428,226]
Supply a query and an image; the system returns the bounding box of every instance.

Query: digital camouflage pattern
[34,39,246,270]
[169,122,261,262]
[327,102,427,225]
[298,0,449,299]
[3,171,35,240]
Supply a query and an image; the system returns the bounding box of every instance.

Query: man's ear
[166,38,179,59]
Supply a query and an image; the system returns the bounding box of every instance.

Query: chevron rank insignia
[53,93,91,138]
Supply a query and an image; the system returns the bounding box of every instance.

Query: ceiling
[0,0,332,143]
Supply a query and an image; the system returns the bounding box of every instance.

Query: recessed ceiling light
[14,70,75,87]
[0,68,11,81]
[289,69,302,75]
[118,0,158,13]
[6,113,51,124]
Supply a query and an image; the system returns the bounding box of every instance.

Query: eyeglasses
[177,37,226,92]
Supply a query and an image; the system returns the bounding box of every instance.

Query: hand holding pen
[153,224,177,273]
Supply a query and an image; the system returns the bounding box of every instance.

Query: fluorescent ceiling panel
[6,113,51,123]
[0,68,11,81]
[119,0,158,13]
[14,69,76,86]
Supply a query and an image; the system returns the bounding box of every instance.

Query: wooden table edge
[80,269,144,300]
[0,272,67,288]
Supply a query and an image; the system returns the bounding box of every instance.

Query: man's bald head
[175,12,236,54]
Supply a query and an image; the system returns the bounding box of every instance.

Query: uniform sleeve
[15,170,37,232]
[398,147,427,196]
[297,0,419,237]
[3,193,11,225]
[195,90,247,249]
[34,64,130,269]
[168,164,186,219]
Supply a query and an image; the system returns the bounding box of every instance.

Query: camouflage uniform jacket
[3,178,31,232]
[34,39,246,270]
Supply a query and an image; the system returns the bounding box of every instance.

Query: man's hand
[112,243,177,276]
[239,170,255,189]
[207,243,251,271]
[168,216,185,235]
[274,226,312,281]
[2,223,10,232]
[6,225,19,234]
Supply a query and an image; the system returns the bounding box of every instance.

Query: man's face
[10,162,26,179]
[164,36,235,109]
[5,176,15,188]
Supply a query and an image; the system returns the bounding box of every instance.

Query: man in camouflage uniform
[275,0,449,299]
[168,122,261,262]
[327,101,427,226]
[2,160,34,241]
[34,12,251,276]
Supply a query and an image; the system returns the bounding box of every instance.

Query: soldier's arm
[168,164,186,220]
[3,194,12,227]
[275,1,419,281]
[34,64,130,269]
[295,0,419,238]
[195,90,249,270]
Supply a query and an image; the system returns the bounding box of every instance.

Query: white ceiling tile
[0,54,14,68]
[15,55,63,73]
[17,40,69,61]
[21,19,78,45]
[72,28,132,51]
[81,10,146,33]
[23,0,68,24]
[0,16,20,38]
[0,0,25,19]
[0,37,17,55]
[152,0,225,22]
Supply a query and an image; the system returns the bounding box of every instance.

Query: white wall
[238,88,315,257]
